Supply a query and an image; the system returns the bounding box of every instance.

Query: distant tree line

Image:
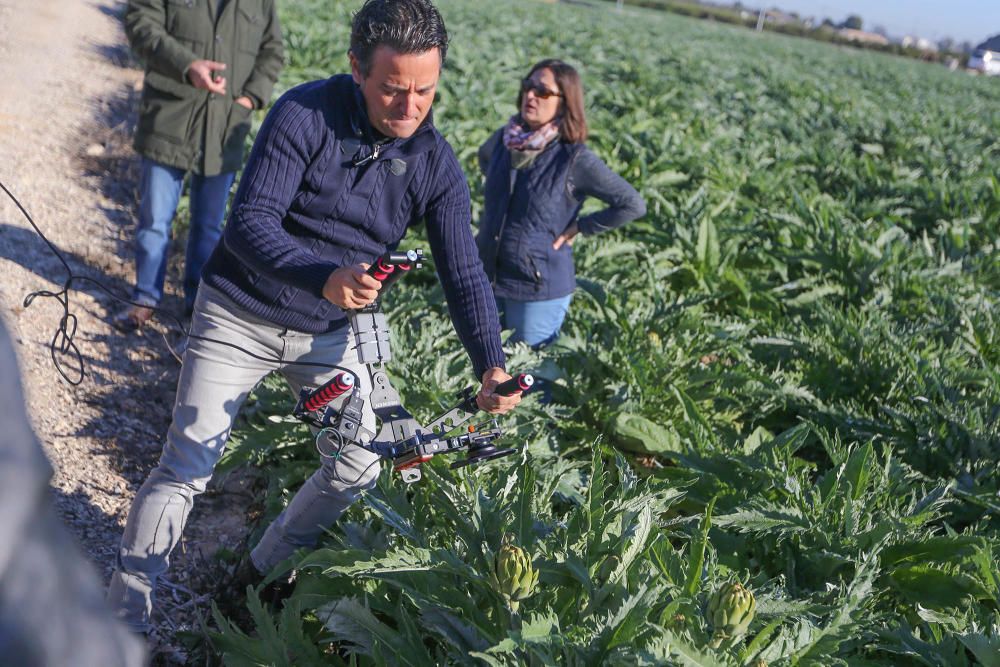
[601,0,971,67]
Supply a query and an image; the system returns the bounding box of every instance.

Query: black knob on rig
[451,425,516,470]
[450,374,532,470]
[450,443,517,469]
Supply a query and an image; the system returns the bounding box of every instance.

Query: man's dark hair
[350,0,449,76]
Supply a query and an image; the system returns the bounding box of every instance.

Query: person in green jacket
[115,0,283,330]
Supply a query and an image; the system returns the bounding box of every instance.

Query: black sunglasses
[521,78,562,99]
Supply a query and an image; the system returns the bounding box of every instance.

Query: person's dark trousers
[132,158,236,313]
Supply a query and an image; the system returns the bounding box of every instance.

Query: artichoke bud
[491,543,538,611]
[706,581,756,641]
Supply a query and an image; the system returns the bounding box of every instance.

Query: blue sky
[760,0,1000,45]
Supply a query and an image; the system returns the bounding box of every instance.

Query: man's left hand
[476,367,522,414]
[235,96,254,110]
[553,222,579,250]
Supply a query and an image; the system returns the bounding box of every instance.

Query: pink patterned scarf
[503,115,560,168]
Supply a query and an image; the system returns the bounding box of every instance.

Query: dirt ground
[0,0,254,661]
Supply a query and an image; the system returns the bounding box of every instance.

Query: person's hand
[187,59,227,95]
[235,95,254,110]
[476,367,522,415]
[322,264,382,310]
[553,222,579,250]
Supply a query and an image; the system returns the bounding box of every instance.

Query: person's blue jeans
[133,158,236,312]
[499,294,573,348]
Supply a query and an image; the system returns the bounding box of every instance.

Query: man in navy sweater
[108,0,519,634]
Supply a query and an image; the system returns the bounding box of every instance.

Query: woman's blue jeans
[499,294,573,348]
[133,158,235,312]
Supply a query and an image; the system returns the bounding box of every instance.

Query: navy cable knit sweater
[202,75,505,378]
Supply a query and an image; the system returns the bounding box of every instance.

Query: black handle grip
[455,373,534,414]
[365,250,421,277]
[494,373,534,396]
[364,249,423,300]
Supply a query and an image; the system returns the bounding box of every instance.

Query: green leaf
[513,456,536,547]
[419,607,492,653]
[647,169,689,187]
[914,604,962,627]
[521,610,561,642]
[842,441,873,501]
[684,496,715,597]
[890,565,993,609]
[696,214,720,273]
[317,597,436,666]
[958,633,1000,667]
[714,506,809,535]
[587,448,607,559]
[881,535,989,568]
[617,504,654,583]
[655,626,730,666]
[611,412,680,454]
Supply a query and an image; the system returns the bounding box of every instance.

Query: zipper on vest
[490,168,518,285]
[527,254,542,290]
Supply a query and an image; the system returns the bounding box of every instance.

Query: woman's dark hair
[518,59,588,144]
[350,0,449,76]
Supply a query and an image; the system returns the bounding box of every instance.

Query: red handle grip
[303,372,355,412]
[366,257,396,282]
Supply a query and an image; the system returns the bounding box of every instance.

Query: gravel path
[0,0,254,661]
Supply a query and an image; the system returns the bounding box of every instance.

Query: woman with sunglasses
[476,59,646,348]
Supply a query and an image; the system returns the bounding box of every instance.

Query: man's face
[351,46,440,139]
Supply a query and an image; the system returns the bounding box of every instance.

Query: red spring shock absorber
[303,372,355,412]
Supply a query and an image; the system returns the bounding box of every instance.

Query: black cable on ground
[0,178,362,387]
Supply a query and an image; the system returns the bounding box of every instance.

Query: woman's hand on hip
[323,265,382,310]
[553,223,580,250]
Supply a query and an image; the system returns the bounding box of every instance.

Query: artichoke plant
[705,581,756,648]
[490,542,538,612]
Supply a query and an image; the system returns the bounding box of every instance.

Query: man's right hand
[323,265,382,310]
[187,60,227,95]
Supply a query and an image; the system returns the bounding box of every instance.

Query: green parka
[124,0,284,175]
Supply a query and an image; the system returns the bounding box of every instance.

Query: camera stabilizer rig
[292,249,534,484]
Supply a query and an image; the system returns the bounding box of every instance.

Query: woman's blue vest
[476,139,584,301]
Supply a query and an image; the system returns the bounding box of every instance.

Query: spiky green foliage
[210,0,1000,663]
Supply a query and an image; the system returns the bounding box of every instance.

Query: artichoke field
[211,0,1000,664]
